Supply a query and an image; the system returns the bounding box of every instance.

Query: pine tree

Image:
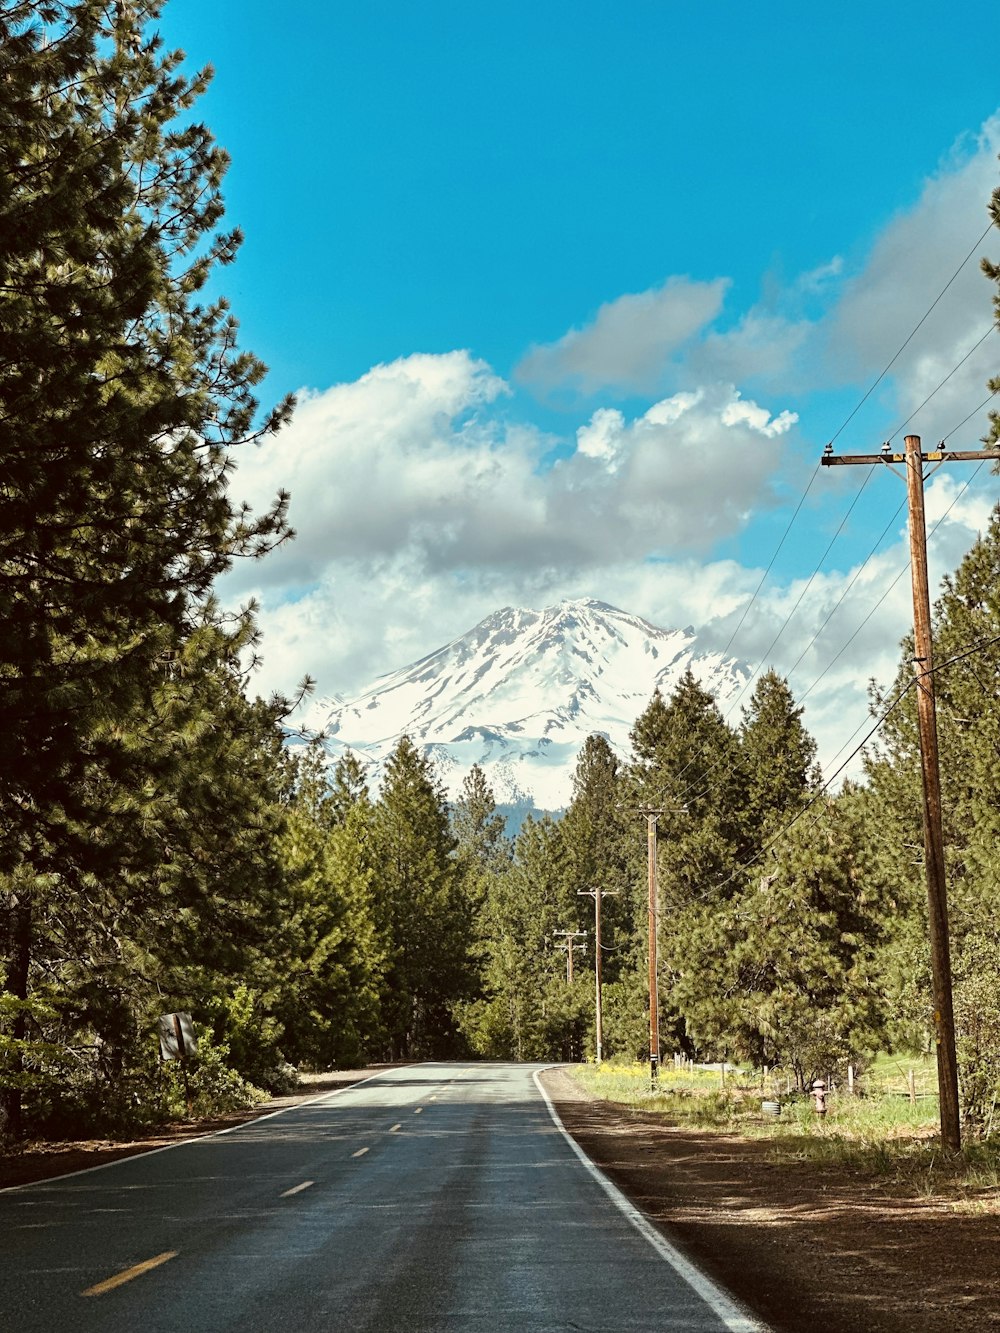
[270,746,383,1070]
[328,751,372,826]
[1,659,297,1133]
[627,673,749,1055]
[740,670,819,834]
[725,791,886,1086]
[371,738,471,1058]
[0,2,294,1136]
[459,816,587,1060]
[452,765,509,891]
[0,3,293,873]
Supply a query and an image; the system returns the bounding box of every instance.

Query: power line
[827,219,996,449]
[714,463,821,664]
[799,455,988,712]
[697,624,1000,903]
[941,389,999,442]
[696,681,916,902]
[678,409,995,810]
[724,336,1000,726]
[716,469,876,721]
[887,323,998,442]
[671,468,877,794]
[672,492,906,812]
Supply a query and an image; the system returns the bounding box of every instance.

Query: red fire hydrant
[810,1079,827,1116]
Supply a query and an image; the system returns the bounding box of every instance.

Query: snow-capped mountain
[317,599,749,813]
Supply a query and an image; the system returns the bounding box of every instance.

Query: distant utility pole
[822,434,1000,1153]
[553,930,587,985]
[637,805,663,1084]
[579,887,620,1065]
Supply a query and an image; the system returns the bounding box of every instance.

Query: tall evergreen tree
[459,816,587,1061]
[723,789,886,1084]
[270,747,383,1070]
[0,2,293,1137]
[452,765,509,890]
[0,2,293,877]
[740,669,819,834]
[372,738,472,1058]
[627,673,749,1054]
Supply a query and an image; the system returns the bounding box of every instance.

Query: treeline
[5,1,1000,1143]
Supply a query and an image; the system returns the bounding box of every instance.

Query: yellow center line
[352,1147,370,1158]
[389,1122,402,1133]
[280,1180,314,1198]
[81,1251,177,1298]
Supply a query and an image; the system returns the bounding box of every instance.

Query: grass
[569,1059,1000,1205]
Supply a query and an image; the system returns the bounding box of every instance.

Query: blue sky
[160,1,1000,774]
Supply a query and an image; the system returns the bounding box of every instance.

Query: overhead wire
[688,679,917,904]
[826,218,996,449]
[712,452,996,864]
[941,389,999,442]
[677,407,995,810]
[745,325,999,702]
[885,323,997,442]
[646,221,999,810]
[714,463,821,664]
[673,481,903,805]
[699,622,1000,904]
[684,223,998,734]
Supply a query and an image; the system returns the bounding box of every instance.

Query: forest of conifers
[4,1,1000,1143]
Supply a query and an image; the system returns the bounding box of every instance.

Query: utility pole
[637,805,663,1084]
[822,434,1000,1153]
[553,930,587,984]
[579,887,620,1065]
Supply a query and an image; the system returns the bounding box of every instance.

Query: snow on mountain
[316,598,750,812]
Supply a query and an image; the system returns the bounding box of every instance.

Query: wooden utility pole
[553,930,587,984]
[579,887,620,1065]
[822,434,1000,1153]
[638,805,663,1084]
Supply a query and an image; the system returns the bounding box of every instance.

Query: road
[0,1063,767,1331]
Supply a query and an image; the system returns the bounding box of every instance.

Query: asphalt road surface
[1,1063,768,1332]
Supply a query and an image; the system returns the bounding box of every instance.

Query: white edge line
[1,1066,409,1194]
[533,1068,772,1333]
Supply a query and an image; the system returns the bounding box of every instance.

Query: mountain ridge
[316,598,749,811]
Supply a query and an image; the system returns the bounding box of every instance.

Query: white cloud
[224,353,800,700]
[824,115,1000,439]
[720,394,798,437]
[515,276,728,394]
[224,113,1000,793]
[575,407,625,465]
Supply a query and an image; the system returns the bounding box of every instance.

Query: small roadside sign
[157,1012,198,1062]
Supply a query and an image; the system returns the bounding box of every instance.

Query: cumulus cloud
[630,117,1000,409]
[515,276,728,394]
[824,115,1000,438]
[223,353,801,697]
[229,354,797,599]
[224,112,1000,791]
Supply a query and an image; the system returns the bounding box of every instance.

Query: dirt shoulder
[539,1066,1000,1333]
